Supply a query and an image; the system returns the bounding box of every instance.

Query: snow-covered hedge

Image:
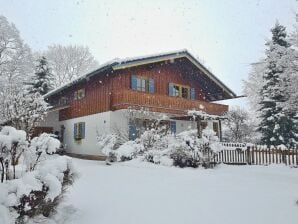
[101,127,221,168]
[0,126,76,223]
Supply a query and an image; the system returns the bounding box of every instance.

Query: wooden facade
[48,57,230,121]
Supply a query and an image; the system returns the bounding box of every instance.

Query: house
[40,50,237,158]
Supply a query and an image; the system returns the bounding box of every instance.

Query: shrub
[0,126,77,223]
[14,157,76,222]
[97,134,118,163]
[99,126,221,169]
[144,149,173,166]
[169,137,199,168]
[113,140,145,162]
[170,149,197,168]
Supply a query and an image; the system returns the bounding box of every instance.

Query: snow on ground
[51,159,298,224]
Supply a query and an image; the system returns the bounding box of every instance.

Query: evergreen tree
[259,22,297,147]
[30,56,53,95]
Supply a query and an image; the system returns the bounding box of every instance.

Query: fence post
[246,146,251,165]
[268,148,271,164]
[296,148,298,166]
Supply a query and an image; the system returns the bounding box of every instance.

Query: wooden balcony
[111,90,228,116]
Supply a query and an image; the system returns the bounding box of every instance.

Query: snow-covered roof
[44,49,237,99]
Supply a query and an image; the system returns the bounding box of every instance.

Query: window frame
[74,88,85,100]
[59,96,69,106]
[74,122,85,140]
[172,83,190,99]
[136,76,149,92]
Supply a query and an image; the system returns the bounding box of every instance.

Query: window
[131,75,154,93]
[59,97,68,106]
[173,85,180,96]
[74,122,85,140]
[77,89,85,99]
[74,91,78,100]
[74,88,85,100]
[182,87,189,98]
[169,83,195,100]
[169,83,190,99]
[170,121,176,134]
[137,77,148,92]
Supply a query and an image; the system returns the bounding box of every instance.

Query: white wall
[110,109,129,136]
[41,109,221,156]
[40,110,130,156]
[60,111,112,156]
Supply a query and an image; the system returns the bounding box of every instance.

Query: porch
[126,112,223,141]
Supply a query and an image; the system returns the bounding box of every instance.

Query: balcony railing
[111,90,228,116]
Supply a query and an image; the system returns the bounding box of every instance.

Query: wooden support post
[197,118,202,138]
[218,119,223,142]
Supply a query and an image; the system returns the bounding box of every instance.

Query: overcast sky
[0,0,297,107]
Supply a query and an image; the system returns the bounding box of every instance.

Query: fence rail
[213,147,298,166]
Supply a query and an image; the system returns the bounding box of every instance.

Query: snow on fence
[213,146,298,166]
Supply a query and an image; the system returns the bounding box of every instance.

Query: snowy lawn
[53,159,298,224]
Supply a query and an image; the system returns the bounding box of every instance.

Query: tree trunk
[5,160,9,180]
[0,158,4,183]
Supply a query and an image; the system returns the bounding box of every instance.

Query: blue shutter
[168,83,174,96]
[74,123,77,139]
[131,75,137,90]
[190,88,195,100]
[81,122,85,139]
[149,78,154,93]
[129,121,137,141]
[170,121,176,134]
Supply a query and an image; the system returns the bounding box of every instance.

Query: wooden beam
[197,119,202,138]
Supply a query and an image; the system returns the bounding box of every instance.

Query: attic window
[59,97,68,106]
[74,88,85,100]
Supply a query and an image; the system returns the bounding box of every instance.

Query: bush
[144,149,173,166]
[99,126,221,169]
[170,147,198,168]
[97,134,121,163]
[111,140,145,162]
[0,126,77,223]
[15,157,75,222]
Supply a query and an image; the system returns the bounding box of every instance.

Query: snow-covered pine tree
[285,17,298,114]
[259,22,297,147]
[29,56,53,95]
